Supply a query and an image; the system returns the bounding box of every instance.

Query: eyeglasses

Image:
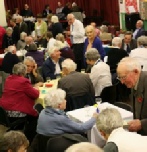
[117,73,129,81]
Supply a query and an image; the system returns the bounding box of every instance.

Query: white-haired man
[117,57,147,135]
[58,59,95,105]
[42,46,64,81]
[133,20,144,39]
[67,13,85,72]
[2,45,20,74]
[96,108,147,152]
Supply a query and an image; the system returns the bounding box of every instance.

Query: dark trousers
[72,43,84,72]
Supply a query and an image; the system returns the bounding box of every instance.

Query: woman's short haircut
[51,15,59,23]
[28,43,37,51]
[85,48,100,61]
[96,108,123,135]
[137,36,147,47]
[20,32,27,40]
[12,63,27,76]
[56,33,65,43]
[48,46,59,56]
[112,37,122,47]
[62,59,77,72]
[46,31,53,39]
[100,25,108,33]
[6,27,13,33]
[65,142,103,152]
[24,56,35,64]
[44,89,66,108]
[0,131,29,152]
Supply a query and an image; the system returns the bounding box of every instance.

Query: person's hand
[128,119,142,132]
[92,112,98,119]
[32,63,38,77]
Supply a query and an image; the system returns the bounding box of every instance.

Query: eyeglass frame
[117,72,130,81]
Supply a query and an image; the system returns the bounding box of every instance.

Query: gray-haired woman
[37,88,98,136]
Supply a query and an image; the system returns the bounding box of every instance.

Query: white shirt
[133,29,139,39]
[129,47,147,71]
[47,38,56,50]
[90,60,112,96]
[70,19,85,44]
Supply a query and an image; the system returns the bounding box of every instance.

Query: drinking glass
[46,77,51,83]
[95,97,102,105]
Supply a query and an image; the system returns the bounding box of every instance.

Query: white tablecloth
[67,102,133,147]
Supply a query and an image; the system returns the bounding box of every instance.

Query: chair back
[34,103,44,114]
[114,102,132,112]
[0,106,10,127]
[46,134,87,152]
[100,85,117,104]
[65,93,95,111]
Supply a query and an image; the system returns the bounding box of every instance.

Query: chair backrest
[65,93,95,111]
[100,85,117,104]
[34,103,44,114]
[46,134,87,152]
[114,102,132,112]
[0,106,10,127]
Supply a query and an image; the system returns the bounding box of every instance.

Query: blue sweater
[37,107,96,136]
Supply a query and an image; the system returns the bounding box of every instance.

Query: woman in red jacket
[0,62,40,142]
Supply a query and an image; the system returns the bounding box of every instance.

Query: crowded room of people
[0,0,147,151]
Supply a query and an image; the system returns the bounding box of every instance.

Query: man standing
[121,31,137,54]
[117,57,147,135]
[67,13,85,71]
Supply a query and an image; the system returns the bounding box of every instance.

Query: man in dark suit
[121,31,137,54]
[21,4,33,17]
[42,4,52,17]
[117,57,147,135]
[16,16,28,34]
[133,20,145,39]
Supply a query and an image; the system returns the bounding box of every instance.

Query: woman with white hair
[16,32,27,50]
[51,15,63,38]
[42,46,64,81]
[96,108,147,152]
[37,88,97,136]
[2,27,14,49]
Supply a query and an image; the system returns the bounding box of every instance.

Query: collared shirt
[70,19,85,44]
[134,77,139,91]
[133,29,139,39]
[52,59,61,75]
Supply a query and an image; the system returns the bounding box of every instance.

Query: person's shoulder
[104,142,118,152]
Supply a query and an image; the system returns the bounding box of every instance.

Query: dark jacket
[52,22,63,38]
[42,57,64,80]
[2,34,15,49]
[19,22,28,34]
[60,47,75,61]
[42,9,52,18]
[135,28,145,39]
[12,25,20,45]
[21,9,33,17]
[2,52,20,74]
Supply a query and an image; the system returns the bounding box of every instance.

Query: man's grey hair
[20,32,27,40]
[24,56,35,64]
[85,48,100,61]
[62,59,77,72]
[137,36,147,47]
[67,13,75,19]
[7,46,16,53]
[48,46,60,56]
[112,37,122,47]
[44,89,66,108]
[117,57,141,72]
[137,20,143,26]
[51,15,59,23]
[65,142,103,152]
[100,25,108,33]
[6,27,13,33]
[96,108,123,134]
[56,33,65,43]
[12,63,27,76]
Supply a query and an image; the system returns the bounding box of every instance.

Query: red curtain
[4,0,119,25]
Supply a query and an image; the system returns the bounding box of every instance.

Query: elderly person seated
[96,108,147,152]
[129,36,147,71]
[37,88,98,136]
[99,25,112,42]
[42,46,64,81]
[2,27,15,49]
[46,31,56,51]
[24,36,34,51]
[54,40,75,60]
[25,43,44,67]
[51,15,63,38]
[24,56,43,86]
[56,33,70,47]
[85,48,112,97]
[2,45,20,74]
[0,131,29,152]
[58,59,95,110]
[65,142,103,152]
[16,32,27,50]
